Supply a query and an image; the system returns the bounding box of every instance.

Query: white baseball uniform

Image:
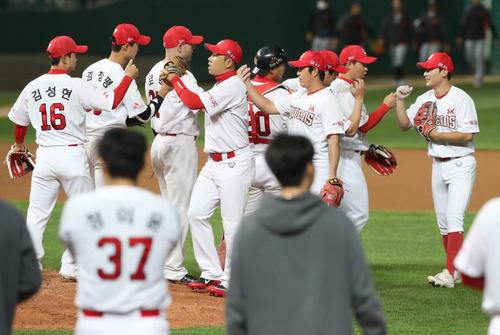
[281,77,303,93]
[145,61,203,281]
[245,77,289,215]
[59,185,180,335]
[188,74,254,288]
[274,87,347,195]
[455,197,500,335]
[82,59,146,188]
[330,77,371,232]
[8,70,117,275]
[406,86,479,235]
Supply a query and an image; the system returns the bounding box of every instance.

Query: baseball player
[455,197,500,334]
[330,45,396,232]
[245,45,290,215]
[239,50,346,197]
[83,23,168,188]
[144,25,204,285]
[8,35,138,279]
[395,52,480,288]
[163,39,254,297]
[59,128,180,335]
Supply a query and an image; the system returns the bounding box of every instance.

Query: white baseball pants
[188,147,254,287]
[76,311,168,335]
[337,149,369,233]
[27,145,92,274]
[85,135,104,189]
[150,134,198,280]
[432,155,476,235]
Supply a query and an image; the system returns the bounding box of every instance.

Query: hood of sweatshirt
[257,192,326,235]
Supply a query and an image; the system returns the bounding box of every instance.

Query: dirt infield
[3,144,499,331]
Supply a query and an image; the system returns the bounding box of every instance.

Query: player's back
[59,185,180,313]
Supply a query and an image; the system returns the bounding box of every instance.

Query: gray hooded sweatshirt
[226,192,386,335]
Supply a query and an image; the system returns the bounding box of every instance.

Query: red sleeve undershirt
[171,76,205,110]
[112,75,133,109]
[358,103,390,132]
[14,124,27,144]
[461,273,485,290]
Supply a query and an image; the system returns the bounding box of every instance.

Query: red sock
[441,234,448,252]
[446,232,464,275]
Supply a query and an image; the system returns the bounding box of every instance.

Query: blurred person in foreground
[226,134,386,335]
[0,200,41,335]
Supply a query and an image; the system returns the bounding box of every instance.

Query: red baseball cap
[205,39,243,64]
[288,50,325,71]
[163,26,203,48]
[417,52,455,73]
[319,50,348,73]
[339,45,377,65]
[112,23,151,46]
[47,35,88,58]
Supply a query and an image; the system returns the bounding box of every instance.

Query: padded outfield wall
[0,0,498,82]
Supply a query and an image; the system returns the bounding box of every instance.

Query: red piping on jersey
[253,75,274,83]
[359,103,390,132]
[337,76,354,84]
[435,87,451,99]
[214,70,237,84]
[248,80,282,144]
[461,273,484,290]
[47,69,68,75]
[171,76,205,110]
[14,124,27,144]
[112,75,133,109]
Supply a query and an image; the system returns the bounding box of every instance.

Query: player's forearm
[14,124,27,144]
[345,97,364,137]
[246,82,279,115]
[395,100,412,131]
[171,76,205,110]
[126,95,165,126]
[112,75,134,109]
[327,134,340,179]
[428,131,474,143]
[358,103,390,133]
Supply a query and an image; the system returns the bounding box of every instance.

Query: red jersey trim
[337,76,353,84]
[435,87,451,99]
[215,70,237,83]
[48,69,68,75]
[307,86,328,95]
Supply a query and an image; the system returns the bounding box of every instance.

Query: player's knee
[446,214,464,233]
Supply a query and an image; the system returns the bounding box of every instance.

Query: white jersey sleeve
[199,78,246,116]
[320,93,348,136]
[8,84,31,126]
[282,78,301,92]
[78,80,114,112]
[273,94,293,118]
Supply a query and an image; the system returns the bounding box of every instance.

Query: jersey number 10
[97,237,152,281]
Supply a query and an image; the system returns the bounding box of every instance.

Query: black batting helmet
[252,45,288,75]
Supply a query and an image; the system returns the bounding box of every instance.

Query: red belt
[163,133,177,137]
[209,151,235,162]
[82,309,160,317]
[434,157,459,162]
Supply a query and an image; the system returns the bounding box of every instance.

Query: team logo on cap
[226,50,235,59]
[438,62,448,70]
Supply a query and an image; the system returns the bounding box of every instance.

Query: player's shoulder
[147,60,164,76]
[84,58,108,71]
[449,85,473,101]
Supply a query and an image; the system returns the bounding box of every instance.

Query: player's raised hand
[125,59,139,79]
[383,92,397,108]
[351,79,365,99]
[237,65,251,84]
[396,85,413,100]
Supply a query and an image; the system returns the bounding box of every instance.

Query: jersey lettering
[39,103,67,131]
[97,236,153,281]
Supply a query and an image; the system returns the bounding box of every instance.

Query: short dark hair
[265,134,314,187]
[98,128,146,181]
[307,67,325,81]
[49,52,72,65]
[111,37,136,52]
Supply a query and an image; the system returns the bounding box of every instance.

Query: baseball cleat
[59,273,77,282]
[187,277,221,291]
[208,284,227,297]
[427,269,454,288]
[167,274,196,285]
[453,270,462,284]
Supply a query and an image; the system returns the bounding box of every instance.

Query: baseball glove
[414,101,437,140]
[363,144,397,176]
[160,56,187,84]
[320,178,344,207]
[5,145,36,179]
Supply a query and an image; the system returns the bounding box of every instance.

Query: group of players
[8,20,484,334]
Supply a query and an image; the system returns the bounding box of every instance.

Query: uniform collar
[48,69,68,74]
[215,70,237,83]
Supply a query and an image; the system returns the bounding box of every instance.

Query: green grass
[0,91,18,106]
[10,200,488,335]
[14,327,225,335]
[1,82,498,149]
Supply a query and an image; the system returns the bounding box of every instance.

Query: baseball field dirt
[3,144,499,330]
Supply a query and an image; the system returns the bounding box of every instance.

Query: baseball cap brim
[417,61,438,70]
[187,35,204,45]
[288,60,310,68]
[73,45,89,54]
[136,35,151,45]
[204,43,224,55]
[334,64,348,73]
[358,56,377,64]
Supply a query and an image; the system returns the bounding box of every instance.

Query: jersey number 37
[97,237,152,281]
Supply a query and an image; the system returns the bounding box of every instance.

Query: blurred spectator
[226,134,386,335]
[337,1,374,47]
[380,0,413,86]
[457,0,498,87]
[413,0,448,61]
[0,200,42,335]
[305,0,338,51]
